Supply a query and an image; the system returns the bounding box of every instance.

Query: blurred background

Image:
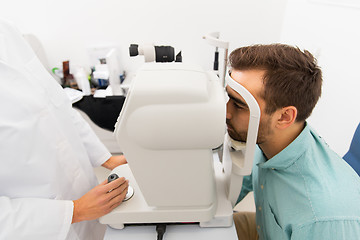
[1,0,359,156]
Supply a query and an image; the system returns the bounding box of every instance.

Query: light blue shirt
[237,123,360,239]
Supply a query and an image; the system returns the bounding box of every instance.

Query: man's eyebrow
[225,87,248,107]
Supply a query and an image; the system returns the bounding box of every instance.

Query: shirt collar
[257,122,311,170]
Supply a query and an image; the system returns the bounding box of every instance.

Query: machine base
[99,154,233,229]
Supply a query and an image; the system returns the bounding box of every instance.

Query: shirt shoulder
[297,127,360,212]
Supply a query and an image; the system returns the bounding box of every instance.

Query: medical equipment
[108,173,134,201]
[129,44,182,63]
[223,73,260,206]
[99,62,260,229]
[202,32,229,87]
[90,47,126,95]
[108,173,119,183]
[92,64,110,87]
[106,48,125,95]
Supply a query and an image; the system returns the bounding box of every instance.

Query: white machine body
[99,63,260,229]
[223,73,260,206]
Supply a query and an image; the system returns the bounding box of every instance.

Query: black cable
[156,224,167,240]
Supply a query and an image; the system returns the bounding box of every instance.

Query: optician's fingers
[103,177,126,193]
[99,179,108,186]
[109,186,129,209]
[107,180,129,199]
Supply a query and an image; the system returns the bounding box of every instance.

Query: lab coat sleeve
[291,219,360,240]
[236,173,253,204]
[70,108,111,167]
[0,196,73,240]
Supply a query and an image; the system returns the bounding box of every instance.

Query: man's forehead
[226,85,242,98]
[229,69,265,100]
[225,85,249,106]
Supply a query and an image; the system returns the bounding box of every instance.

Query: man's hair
[229,44,322,122]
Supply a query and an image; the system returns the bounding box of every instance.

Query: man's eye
[233,102,244,109]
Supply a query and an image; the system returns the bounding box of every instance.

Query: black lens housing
[155,46,175,62]
[129,44,139,57]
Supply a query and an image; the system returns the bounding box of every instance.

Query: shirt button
[257,225,261,230]
[272,168,275,170]
[261,185,264,190]
[258,206,262,211]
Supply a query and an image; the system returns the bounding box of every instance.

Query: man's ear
[276,106,297,129]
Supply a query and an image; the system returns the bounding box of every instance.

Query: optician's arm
[102,155,127,170]
[70,108,128,170]
[69,108,112,167]
[69,109,129,170]
[0,178,129,239]
[0,196,73,240]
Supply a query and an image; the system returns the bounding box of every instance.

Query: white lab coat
[0,19,111,239]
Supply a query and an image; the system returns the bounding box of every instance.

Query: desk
[104,223,238,239]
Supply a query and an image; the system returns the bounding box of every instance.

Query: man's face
[226,69,274,144]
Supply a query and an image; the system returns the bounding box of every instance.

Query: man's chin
[227,131,245,142]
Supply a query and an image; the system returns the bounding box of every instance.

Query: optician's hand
[72,177,129,223]
[102,155,127,170]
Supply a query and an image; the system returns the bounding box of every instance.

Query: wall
[2,0,357,156]
[280,0,360,156]
[0,0,287,74]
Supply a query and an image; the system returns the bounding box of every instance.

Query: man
[227,44,360,239]
[0,19,128,239]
